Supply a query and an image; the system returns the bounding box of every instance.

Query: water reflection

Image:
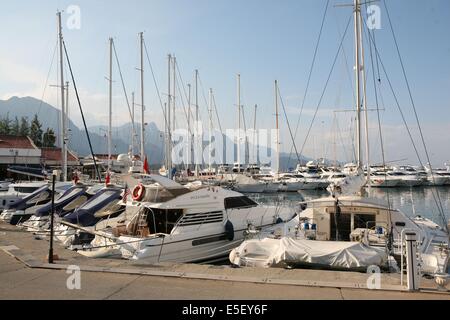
[249,186,450,226]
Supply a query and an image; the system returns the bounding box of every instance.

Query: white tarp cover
[230,237,387,270]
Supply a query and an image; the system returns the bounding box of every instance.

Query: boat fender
[225,220,234,241]
[132,184,145,201]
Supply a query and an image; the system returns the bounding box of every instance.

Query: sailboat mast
[253,104,257,164]
[237,74,241,172]
[139,32,145,164]
[108,38,113,171]
[195,69,199,177]
[167,54,172,175]
[57,11,67,181]
[64,81,69,174]
[358,5,371,187]
[353,0,362,170]
[172,56,176,138]
[187,84,191,169]
[275,80,280,175]
[131,91,135,155]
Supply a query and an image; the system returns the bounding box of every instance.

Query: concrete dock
[0,222,449,300]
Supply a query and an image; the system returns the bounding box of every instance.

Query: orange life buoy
[132,184,145,201]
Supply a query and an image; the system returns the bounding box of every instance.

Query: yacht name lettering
[190,195,210,200]
[182,304,216,318]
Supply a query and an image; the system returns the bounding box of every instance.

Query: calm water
[248,186,450,227]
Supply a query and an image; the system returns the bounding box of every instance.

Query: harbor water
[248,186,450,228]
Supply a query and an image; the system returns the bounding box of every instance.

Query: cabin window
[395,221,406,227]
[145,208,183,234]
[354,214,376,229]
[224,197,258,209]
[13,187,41,193]
[330,213,351,241]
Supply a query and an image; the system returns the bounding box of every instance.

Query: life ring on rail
[132,184,145,201]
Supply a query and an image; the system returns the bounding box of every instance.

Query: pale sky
[1,0,449,165]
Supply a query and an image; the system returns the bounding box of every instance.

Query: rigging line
[37,40,58,118]
[197,73,210,121]
[364,8,392,216]
[212,93,224,136]
[383,0,448,231]
[62,40,102,182]
[174,59,195,123]
[277,85,301,164]
[142,39,170,135]
[363,14,447,228]
[287,0,330,167]
[112,41,137,142]
[298,14,353,160]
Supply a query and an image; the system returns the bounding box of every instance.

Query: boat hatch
[224,196,258,209]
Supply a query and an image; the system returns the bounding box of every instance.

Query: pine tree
[42,128,56,147]
[11,116,20,136]
[30,114,43,147]
[0,114,11,135]
[19,117,30,136]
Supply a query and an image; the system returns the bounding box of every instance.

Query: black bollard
[48,173,56,264]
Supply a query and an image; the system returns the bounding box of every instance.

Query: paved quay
[0,222,449,300]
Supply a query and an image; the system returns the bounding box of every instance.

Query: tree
[0,114,11,135]
[42,128,56,147]
[30,114,43,147]
[10,116,20,136]
[19,117,30,136]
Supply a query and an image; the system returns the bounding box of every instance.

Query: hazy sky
[1,0,449,165]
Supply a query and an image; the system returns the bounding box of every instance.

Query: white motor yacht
[74,175,298,264]
[0,181,48,212]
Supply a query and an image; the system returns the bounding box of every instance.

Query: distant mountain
[0,96,165,164]
[0,96,319,169]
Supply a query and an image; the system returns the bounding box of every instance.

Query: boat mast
[166,54,171,173]
[108,37,113,172]
[237,74,241,172]
[195,70,199,177]
[187,83,191,170]
[275,80,280,176]
[353,0,362,171]
[358,3,371,188]
[172,56,176,143]
[57,11,67,181]
[253,104,257,165]
[208,88,213,173]
[131,91,135,156]
[65,81,69,174]
[139,32,145,165]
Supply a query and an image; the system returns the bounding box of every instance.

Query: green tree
[19,117,30,136]
[11,116,20,136]
[0,114,11,135]
[30,114,43,147]
[42,128,56,147]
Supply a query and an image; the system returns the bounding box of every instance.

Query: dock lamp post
[48,170,60,264]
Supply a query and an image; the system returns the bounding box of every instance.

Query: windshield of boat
[224,196,258,209]
[55,188,84,204]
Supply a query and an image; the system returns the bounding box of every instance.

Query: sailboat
[230,0,450,275]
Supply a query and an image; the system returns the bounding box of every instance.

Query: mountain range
[0,96,317,169]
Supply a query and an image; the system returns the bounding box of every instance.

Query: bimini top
[306,195,397,212]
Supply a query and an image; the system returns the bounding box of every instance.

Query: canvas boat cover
[230,237,387,270]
